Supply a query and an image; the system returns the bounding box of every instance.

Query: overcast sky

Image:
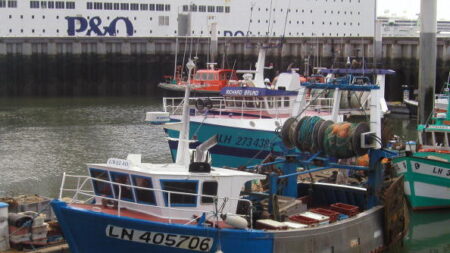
[377,0,450,20]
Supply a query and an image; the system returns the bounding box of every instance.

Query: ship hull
[51,200,387,253]
[393,154,450,210]
[164,119,284,167]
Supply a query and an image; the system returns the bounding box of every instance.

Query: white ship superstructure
[0,0,376,38]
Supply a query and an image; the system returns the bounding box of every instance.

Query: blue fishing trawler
[155,69,394,167]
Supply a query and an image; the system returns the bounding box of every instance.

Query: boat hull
[51,200,387,253]
[393,154,450,210]
[165,120,283,167]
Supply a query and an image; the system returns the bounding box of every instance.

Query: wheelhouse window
[149,4,155,11]
[90,168,113,197]
[110,172,134,201]
[132,175,156,205]
[130,3,138,10]
[0,0,6,7]
[160,180,198,207]
[201,181,218,204]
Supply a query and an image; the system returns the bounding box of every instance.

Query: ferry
[0,0,376,39]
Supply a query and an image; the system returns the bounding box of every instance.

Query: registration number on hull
[106,225,214,252]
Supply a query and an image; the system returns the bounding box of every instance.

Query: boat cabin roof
[88,161,265,179]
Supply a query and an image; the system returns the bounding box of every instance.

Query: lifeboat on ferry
[158,65,240,94]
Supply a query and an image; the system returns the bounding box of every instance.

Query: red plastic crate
[288,215,319,226]
[330,203,359,217]
[310,208,341,223]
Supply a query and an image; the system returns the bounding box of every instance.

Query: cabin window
[201,181,218,204]
[201,73,207,80]
[110,172,134,201]
[90,168,113,197]
[132,175,156,205]
[160,180,198,207]
[434,132,446,146]
[207,73,214,80]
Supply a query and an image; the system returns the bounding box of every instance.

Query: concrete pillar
[445,44,450,61]
[344,42,352,57]
[122,41,131,55]
[403,45,412,59]
[373,20,383,65]
[391,44,402,59]
[418,0,437,124]
[322,43,332,58]
[73,42,82,54]
[22,42,32,55]
[0,42,6,55]
[97,42,106,55]
[48,42,56,55]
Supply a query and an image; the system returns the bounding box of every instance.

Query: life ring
[195,99,205,111]
[204,98,213,110]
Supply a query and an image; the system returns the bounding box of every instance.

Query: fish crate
[309,208,341,223]
[255,219,289,230]
[7,196,55,221]
[288,215,319,227]
[330,203,359,217]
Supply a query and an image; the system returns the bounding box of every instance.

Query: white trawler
[0,0,375,39]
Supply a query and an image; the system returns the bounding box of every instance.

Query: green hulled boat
[394,79,450,210]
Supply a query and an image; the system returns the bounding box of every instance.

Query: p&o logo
[66,16,134,36]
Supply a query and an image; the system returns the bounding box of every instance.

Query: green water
[0,97,448,252]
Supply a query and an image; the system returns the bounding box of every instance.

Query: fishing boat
[51,60,407,252]
[393,79,450,210]
[158,63,240,94]
[153,68,394,168]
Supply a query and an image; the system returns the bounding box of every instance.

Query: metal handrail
[60,174,254,227]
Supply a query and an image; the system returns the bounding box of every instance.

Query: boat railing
[163,96,296,119]
[59,173,254,228]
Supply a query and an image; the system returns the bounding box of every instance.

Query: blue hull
[165,121,284,167]
[51,200,273,253]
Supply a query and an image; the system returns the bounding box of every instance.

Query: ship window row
[30,1,75,9]
[0,0,17,8]
[86,2,169,11]
[250,19,361,26]
[182,4,230,13]
[250,7,361,15]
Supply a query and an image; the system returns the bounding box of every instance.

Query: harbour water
[0,97,449,252]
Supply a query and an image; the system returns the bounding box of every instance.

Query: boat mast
[175,59,196,167]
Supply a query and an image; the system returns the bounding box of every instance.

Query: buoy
[220,214,248,229]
